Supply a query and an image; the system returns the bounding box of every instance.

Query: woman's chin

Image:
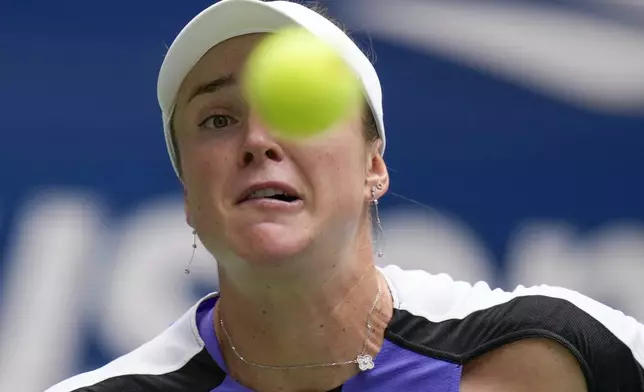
[230,223,313,265]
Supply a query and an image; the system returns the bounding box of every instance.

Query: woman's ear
[365,139,389,200]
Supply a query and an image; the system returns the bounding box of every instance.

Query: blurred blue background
[1,0,643,390]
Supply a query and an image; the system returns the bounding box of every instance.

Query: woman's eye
[200,115,237,130]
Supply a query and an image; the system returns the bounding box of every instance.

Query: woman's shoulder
[381,264,644,391]
[381,263,636,323]
[44,295,215,392]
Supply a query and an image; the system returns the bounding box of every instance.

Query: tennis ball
[243,27,363,139]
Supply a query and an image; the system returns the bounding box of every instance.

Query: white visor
[157,0,386,178]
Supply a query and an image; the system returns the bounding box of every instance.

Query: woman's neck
[214,258,393,392]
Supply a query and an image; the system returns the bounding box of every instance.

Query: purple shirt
[196,297,462,391]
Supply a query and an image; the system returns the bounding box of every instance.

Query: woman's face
[172,33,388,267]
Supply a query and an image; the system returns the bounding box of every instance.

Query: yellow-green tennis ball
[243,27,363,139]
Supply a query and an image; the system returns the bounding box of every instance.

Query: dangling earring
[372,184,385,258]
[184,230,197,275]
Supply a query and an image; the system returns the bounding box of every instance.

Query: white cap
[157,0,386,178]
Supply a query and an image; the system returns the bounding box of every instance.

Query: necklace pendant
[357,354,375,371]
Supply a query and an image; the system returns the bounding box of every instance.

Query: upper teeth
[248,188,288,199]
